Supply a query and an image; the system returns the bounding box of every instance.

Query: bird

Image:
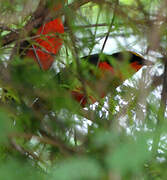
[20,3,152,107]
[58,51,152,107]
[25,2,65,70]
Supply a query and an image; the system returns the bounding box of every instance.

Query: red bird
[26,3,65,70]
[69,51,152,107]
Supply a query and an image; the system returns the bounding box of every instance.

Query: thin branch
[1,0,92,46]
[64,23,110,30]
[2,0,47,46]
[65,14,90,107]
[9,132,76,156]
[0,24,17,33]
[9,137,42,162]
[152,57,167,156]
[31,44,43,69]
[100,0,118,54]
[97,0,118,66]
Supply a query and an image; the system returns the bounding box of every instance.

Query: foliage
[0,0,166,179]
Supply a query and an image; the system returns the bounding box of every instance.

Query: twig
[0,24,17,33]
[9,132,76,156]
[97,0,118,66]
[64,23,110,30]
[9,136,42,162]
[1,0,92,46]
[31,44,43,69]
[65,13,89,107]
[152,57,167,156]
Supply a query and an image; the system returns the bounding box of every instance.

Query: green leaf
[0,109,13,143]
[49,157,102,180]
[0,158,44,180]
[105,134,151,174]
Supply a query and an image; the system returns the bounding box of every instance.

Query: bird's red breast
[98,62,114,73]
[26,5,65,70]
[70,52,146,107]
[71,90,96,107]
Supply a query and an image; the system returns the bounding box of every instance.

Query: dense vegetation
[0,0,166,179]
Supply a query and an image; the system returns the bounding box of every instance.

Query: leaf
[49,157,102,180]
[105,134,151,174]
[0,109,13,143]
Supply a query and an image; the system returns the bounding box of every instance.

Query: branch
[0,24,17,33]
[9,132,76,156]
[9,136,42,162]
[152,57,167,156]
[1,0,93,47]
[98,0,118,66]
